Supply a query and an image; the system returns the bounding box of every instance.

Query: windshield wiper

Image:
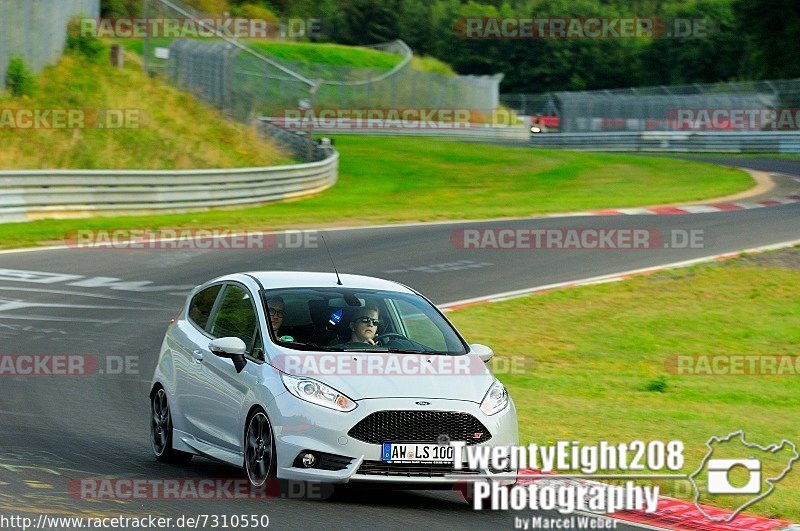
[386,347,429,354]
[277,341,340,352]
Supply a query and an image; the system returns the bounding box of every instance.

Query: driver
[344,306,380,346]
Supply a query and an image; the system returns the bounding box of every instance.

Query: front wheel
[151,388,193,464]
[244,410,277,488]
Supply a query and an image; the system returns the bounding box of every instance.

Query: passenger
[266,296,286,337]
[343,306,380,346]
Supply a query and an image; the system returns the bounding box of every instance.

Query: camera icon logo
[689,430,798,523]
[706,458,761,495]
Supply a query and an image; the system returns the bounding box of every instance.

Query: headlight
[281,374,357,412]
[480,380,508,415]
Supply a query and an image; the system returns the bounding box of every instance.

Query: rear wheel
[151,388,193,464]
[244,410,277,488]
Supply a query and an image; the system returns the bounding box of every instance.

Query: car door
[188,282,263,453]
[173,283,223,440]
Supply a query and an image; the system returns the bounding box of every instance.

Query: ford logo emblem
[415,401,430,406]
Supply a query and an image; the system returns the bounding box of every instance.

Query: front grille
[357,460,477,477]
[348,411,491,445]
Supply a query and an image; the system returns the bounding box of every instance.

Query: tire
[151,387,193,464]
[244,410,277,488]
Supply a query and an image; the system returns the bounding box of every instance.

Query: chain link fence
[504,79,800,133]
[145,0,503,122]
[0,0,100,88]
[499,94,559,117]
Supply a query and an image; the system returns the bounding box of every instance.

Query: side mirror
[470,343,494,363]
[209,337,248,373]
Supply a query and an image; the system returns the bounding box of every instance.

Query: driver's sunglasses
[268,307,286,318]
[355,317,380,326]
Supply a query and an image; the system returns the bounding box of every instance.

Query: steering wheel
[375,332,409,345]
[375,333,434,352]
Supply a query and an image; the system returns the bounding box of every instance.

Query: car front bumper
[268,394,519,485]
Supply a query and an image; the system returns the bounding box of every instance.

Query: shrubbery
[66,17,106,61]
[5,57,37,97]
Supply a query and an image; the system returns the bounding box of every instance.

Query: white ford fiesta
[150,271,518,496]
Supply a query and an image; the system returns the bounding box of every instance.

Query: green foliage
[66,17,106,61]
[100,0,141,17]
[232,3,279,21]
[247,0,800,91]
[5,56,37,97]
[645,376,668,393]
[334,0,402,45]
[100,0,800,89]
[733,0,800,80]
[184,0,229,15]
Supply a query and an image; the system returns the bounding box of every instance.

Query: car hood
[270,350,496,402]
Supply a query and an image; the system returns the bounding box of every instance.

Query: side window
[208,285,259,355]
[188,285,222,330]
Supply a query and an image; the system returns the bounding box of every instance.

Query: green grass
[122,39,403,70]
[712,153,800,160]
[248,41,402,69]
[119,37,172,57]
[121,38,454,74]
[0,46,290,170]
[0,136,752,248]
[447,250,800,520]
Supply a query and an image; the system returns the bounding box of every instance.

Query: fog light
[302,453,316,467]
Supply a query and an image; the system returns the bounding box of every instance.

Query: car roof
[241,271,415,293]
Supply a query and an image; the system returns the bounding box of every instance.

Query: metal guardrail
[261,118,530,142]
[530,131,800,153]
[0,149,338,223]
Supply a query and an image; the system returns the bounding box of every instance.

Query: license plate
[381,442,455,463]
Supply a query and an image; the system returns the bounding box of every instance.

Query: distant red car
[529,115,560,133]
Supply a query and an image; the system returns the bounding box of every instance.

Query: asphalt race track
[0,157,798,530]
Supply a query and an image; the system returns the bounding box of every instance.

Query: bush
[234,3,278,22]
[645,376,668,393]
[5,56,37,97]
[101,0,141,17]
[66,17,106,61]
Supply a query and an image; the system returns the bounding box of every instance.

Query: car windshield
[260,287,467,355]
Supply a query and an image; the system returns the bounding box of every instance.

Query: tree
[733,0,800,79]
[334,0,401,44]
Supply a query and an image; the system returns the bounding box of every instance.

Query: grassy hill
[248,41,403,69]
[247,41,455,75]
[123,38,455,75]
[0,45,291,170]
